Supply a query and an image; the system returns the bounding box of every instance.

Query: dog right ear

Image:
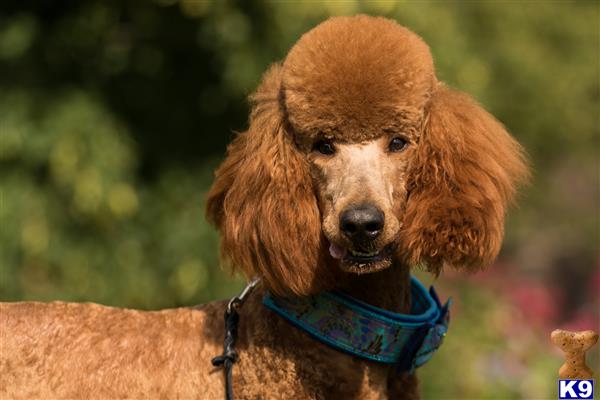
[206,64,332,296]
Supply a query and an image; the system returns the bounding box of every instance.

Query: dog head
[206,15,528,296]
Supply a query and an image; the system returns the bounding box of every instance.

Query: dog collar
[263,276,451,373]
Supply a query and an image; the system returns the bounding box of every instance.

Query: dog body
[1,15,527,399]
[1,268,417,399]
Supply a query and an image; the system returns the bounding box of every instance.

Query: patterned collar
[263,276,451,373]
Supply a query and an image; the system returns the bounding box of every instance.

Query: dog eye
[388,137,408,152]
[314,140,336,155]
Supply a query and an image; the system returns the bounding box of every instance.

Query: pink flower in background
[441,258,598,333]
[563,309,599,332]
[560,261,600,331]
[508,282,561,330]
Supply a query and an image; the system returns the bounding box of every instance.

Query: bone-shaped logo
[551,329,598,379]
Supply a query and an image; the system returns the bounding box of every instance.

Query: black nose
[340,205,384,243]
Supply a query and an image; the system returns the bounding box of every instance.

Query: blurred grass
[0,1,598,399]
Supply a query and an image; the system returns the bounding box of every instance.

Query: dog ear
[206,64,330,296]
[401,83,528,274]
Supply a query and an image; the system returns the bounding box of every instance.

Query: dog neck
[339,261,412,314]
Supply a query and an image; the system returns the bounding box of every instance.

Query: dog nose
[340,205,384,243]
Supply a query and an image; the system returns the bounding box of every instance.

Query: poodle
[0,15,528,399]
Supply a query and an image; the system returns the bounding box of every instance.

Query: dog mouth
[328,242,393,274]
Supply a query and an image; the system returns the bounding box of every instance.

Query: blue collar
[263,276,451,373]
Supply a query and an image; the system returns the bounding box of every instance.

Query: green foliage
[1,1,598,398]
[0,89,237,307]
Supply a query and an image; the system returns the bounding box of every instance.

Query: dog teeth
[350,250,379,257]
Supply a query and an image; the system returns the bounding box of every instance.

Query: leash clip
[227,277,260,314]
[213,277,260,400]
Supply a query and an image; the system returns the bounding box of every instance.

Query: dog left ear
[400,83,529,274]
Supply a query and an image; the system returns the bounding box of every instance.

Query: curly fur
[206,64,334,296]
[207,15,528,294]
[400,84,528,273]
[1,15,528,399]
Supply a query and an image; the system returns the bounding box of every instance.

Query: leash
[212,276,449,399]
[211,278,259,400]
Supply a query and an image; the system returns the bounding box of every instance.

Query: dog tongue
[329,243,347,259]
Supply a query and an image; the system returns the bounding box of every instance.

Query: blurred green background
[1,1,598,399]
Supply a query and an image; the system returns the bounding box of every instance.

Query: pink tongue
[329,243,347,259]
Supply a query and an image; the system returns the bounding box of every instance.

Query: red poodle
[1,15,528,399]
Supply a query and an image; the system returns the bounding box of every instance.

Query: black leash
[211,278,259,400]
